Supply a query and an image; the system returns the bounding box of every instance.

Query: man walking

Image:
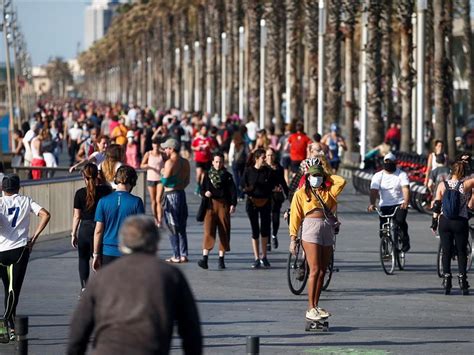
[92,165,145,270]
[68,215,202,354]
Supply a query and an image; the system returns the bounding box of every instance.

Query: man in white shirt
[0,174,50,342]
[22,123,38,167]
[245,116,258,145]
[368,153,411,252]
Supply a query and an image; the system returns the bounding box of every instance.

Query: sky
[4,0,474,67]
[13,0,87,66]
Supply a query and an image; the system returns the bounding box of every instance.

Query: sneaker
[261,257,271,268]
[272,235,279,249]
[9,329,15,342]
[197,259,208,270]
[266,243,271,252]
[251,259,261,269]
[316,306,331,318]
[305,308,322,321]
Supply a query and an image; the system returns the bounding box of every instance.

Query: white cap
[126,130,134,139]
[384,152,396,161]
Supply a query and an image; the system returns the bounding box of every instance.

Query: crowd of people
[1,99,473,351]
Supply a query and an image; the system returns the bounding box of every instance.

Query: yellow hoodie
[289,175,347,237]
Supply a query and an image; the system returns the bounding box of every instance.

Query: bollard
[246,336,259,354]
[15,316,28,355]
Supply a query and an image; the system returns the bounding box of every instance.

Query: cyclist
[289,163,346,322]
[431,161,474,295]
[367,153,411,253]
[0,174,51,341]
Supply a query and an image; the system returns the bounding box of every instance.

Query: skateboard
[305,318,329,332]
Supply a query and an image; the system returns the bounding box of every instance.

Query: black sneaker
[272,236,279,249]
[267,243,271,251]
[251,259,261,269]
[261,257,271,268]
[197,259,208,270]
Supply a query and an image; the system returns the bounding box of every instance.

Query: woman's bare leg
[302,240,321,310]
[314,245,333,306]
[147,185,157,221]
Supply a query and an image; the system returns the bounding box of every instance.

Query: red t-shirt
[288,133,311,161]
[192,136,214,162]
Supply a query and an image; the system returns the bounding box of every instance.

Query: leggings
[77,220,95,288]
[0,246,30,329]
[271,199,283,238]
[438,215,469,275]
[246,199,271,239]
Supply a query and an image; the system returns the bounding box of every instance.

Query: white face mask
[309,176,323,188]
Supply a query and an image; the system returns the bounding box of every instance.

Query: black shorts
[290,160,302,173]
[196,161,211,171]
[280,156,291,169]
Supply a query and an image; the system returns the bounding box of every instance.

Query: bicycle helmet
[301,157,322,173]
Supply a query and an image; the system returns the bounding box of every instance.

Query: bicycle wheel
[287,242,308,295]
[380,236,395,275]
[322,251,334,291]
[395,230,406,270]
[437,242,443,278]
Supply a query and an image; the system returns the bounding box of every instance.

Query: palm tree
[303,0,318,138]
[45,57,73,98]
[366,0,384,148]
[424,0,434,145]
[398,0,414,152]
[341,0,359,161]
[461,0,473,115]
[444,0,455,157]
[381,0,394,125]
[285,0,300,123]
[326,0,342,127]
[433,0,446,144]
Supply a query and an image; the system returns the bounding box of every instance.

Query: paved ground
[0,178,473,354]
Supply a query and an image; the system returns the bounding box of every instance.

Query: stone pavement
[0,180,473,354]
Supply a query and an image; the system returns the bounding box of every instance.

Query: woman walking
[140,138,165,225]
[228,131,247,200]
[431,161,474,295]
[71,163,112,292]
[265,148,289,250]
[198,153,237,270]
[99,144,124,189]
[289,164,346,321]
[241,149,276,268]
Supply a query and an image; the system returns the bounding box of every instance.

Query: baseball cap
[307,164,325,176]
[160,138,180,151]
[384,152,396,161]
[2,174,20,193]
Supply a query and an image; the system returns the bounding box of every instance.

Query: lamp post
[174,48,180,108]
[259,19,267,129]
[359,1,369,167]
[221,32,228,122]
[147,56,152,107]
[416,0,427,154]
[2,0,15,150]
[184,44,190,111]
[238,27,245,119]
[137,60,142,106]
[206,37,213,115]
[194,41,201,112]
[317,0,326,135]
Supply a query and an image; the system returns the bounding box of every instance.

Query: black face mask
[383,162,396,173]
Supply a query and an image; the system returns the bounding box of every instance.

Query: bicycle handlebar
[374,206,400,218]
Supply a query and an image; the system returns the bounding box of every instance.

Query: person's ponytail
[82,163,98,211]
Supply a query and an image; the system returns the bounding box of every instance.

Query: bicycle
[375,207,406,275]
[287,235,336,295]
[436,223,473,278]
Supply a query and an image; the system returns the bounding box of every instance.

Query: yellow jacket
[289,175,346,237]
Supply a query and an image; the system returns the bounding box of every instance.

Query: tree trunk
[424,1,434,149]
[461,0,473,115]
[444,0,455,158]
[381,0,394,124]
[246,0,261,121]
[304,0,318,138]
[398,0,414,152]
[326,0,342,126]
[263,2,274,128]
[366,0,384,149]
[433,0,446,145]
[285,0,300,122]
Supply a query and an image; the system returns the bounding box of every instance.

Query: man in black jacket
[67,215,202,355]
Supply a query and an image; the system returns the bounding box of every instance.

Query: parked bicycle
[287,234,336,295]
[375,207,406,275]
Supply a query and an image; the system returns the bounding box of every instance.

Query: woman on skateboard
[289,163,346,322]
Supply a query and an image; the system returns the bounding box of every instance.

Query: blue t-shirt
[95,191,145,257]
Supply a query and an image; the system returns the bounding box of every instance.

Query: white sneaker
[316,306,331,318]
[305,308,322,321]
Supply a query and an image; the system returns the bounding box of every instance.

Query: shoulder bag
[311,189,341,234]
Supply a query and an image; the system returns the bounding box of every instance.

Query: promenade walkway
[0,179,473,354]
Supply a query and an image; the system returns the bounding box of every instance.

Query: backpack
[442,181,464,219]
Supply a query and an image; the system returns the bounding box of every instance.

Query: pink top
[125,143,140,169]
[146,152,164,181]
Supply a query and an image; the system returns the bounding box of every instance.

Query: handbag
[311,189,341,234]
[196,197,211,222]
[272,190,285,204]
